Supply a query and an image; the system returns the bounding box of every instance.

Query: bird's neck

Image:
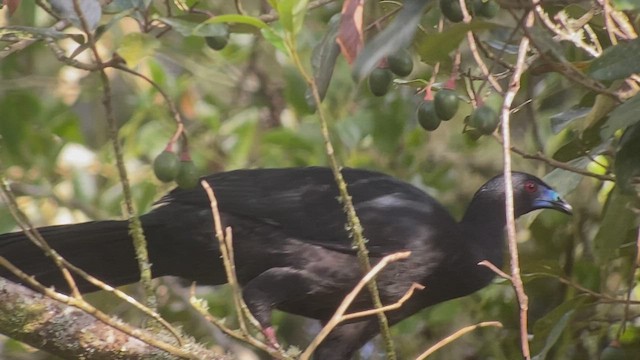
[460,201,507,268]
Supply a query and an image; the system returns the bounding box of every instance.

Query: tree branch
[0,277,222,360]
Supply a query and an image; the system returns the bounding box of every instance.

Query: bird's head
[467,172,572,220]
[512,172,572,216]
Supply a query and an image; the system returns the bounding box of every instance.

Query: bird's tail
[0,221,140,293]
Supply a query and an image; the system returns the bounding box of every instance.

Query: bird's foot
[262,326,280,349]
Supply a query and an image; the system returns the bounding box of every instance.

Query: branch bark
[0,278,224,360]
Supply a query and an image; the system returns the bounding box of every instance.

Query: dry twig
[415,321,503,360]
[500,9,536,360]
[300,251,414,359]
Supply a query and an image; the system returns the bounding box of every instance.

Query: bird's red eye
[524,181,538,193]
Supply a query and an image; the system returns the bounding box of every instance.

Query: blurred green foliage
[1,1,640,359]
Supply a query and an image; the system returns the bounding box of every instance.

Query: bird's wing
[156,167,454,254]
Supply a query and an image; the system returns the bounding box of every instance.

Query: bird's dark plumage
[0,167,571,359]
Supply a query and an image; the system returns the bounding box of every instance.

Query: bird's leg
[242,267,319,349]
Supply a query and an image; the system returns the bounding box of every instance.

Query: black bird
[0,167,571,359]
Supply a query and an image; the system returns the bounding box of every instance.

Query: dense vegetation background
[0,0,639,359]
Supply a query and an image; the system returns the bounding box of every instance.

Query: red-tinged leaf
[4,0,20,16]
[337,0,363,64]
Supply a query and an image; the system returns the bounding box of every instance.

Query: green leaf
[612,0,640,10]
[263,129,315,152]
[106,0,152,12]
[49,0,102,30]
[531,297,586,360]
[527,24,568,62]
[159,17,203,36]
[310,14,341,103]
[416,21,497,65]
[276,0,309,34]
[550,107,590,134]
[543,158,590,196]
[116,32,160,66]
[600,93,640,140]
[352,0,429,81]
[587,37,640,81]
[615,122,640,193]
[261,26,287,54]
[593,187,638,262]
[203,14,268,30]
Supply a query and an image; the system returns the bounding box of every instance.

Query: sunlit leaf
[612,0,640,10]
[116,32,160,66]
[261,26,287,54]
[203,14,268,30]
[276,0,309,34]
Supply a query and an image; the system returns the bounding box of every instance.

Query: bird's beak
[548,198,573,215]
[535,189,573,215]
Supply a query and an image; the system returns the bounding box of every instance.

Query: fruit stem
[179,135,191,161]
[423,86,433,101]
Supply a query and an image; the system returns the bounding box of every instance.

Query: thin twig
[70,0,157,309]
[415,321,503,360]
[188,285,290,359]
[501,9,536,360]
[459,0,503,93]
[114,65,186,142]
[478,260,513,281]
[199,180,291,358]
[531,273,640,305]
[287,23,396,359]
[200,181,250,334]
[299,251,412,360]
[504,143,615,182]
[342,282,424,321]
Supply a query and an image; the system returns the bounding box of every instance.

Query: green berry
[434,89,459,120]
[368,68,393,97]
[464,127,483,142]
[176,160,200,189]
[153,150,180,182]
[469,105,499,135]
[475,0,499,18]
[440,0,464,22]
[387,49,414,77]
[205,24,229,50]
[417,101,441,131]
